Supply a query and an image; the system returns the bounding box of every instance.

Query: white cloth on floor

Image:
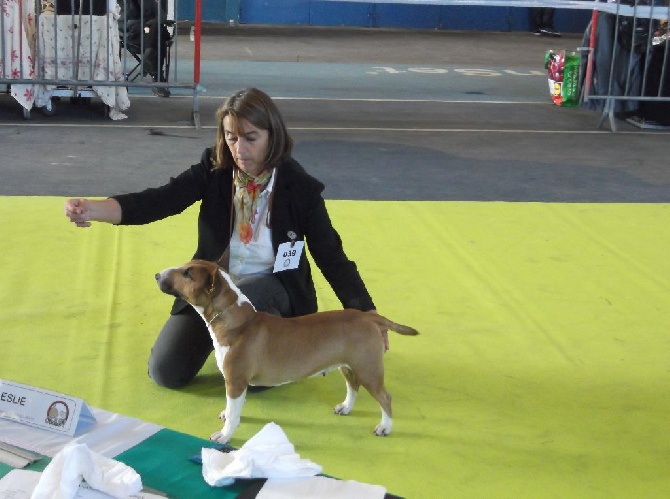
[201,422,322,487]
[31,442,142,499]
[257,475,387,499]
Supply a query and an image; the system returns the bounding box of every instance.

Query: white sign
[273,241,305,273]
[0,380,96,437]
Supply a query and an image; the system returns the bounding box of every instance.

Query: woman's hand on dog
[368,310,389,351]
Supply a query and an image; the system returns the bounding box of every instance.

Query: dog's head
[155,259,222,307]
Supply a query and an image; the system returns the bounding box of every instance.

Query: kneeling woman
[64,87,386,388]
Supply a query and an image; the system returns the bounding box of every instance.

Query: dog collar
[207,302,237,327]
[208,309,226,326]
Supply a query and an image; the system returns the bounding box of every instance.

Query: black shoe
[531,29,542,36]
[540,28,562,38]
[152,86,171,98]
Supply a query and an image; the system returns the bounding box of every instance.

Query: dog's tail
[374,316,419,336]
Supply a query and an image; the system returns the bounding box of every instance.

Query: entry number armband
[273,241,305,273]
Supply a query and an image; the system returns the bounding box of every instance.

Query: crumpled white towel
[31,442,142,499]
[257,476,387,499]
[202,422,322,487]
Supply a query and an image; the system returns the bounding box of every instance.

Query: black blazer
[113,148,375,317]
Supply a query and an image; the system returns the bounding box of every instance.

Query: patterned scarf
[233,168,273,244]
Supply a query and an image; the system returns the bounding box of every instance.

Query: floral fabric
[1,3,129,118]
[1,0,37,110]
[35,11,130,119]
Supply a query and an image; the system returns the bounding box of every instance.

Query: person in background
[529,7,561,37]
[64,87,387,390]
[119,0,171,97]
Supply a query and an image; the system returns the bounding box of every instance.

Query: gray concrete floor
[1,26,668,201]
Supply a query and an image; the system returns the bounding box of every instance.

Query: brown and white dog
[155,259,419,443]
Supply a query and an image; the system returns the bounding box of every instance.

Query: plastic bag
[545,50,580,107]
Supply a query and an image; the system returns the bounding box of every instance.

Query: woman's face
[223,115,270,177]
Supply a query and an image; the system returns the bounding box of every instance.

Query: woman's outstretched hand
[64,198,123,227]
[64,198,93,227]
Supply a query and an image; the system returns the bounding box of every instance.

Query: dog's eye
[182,268,191,278]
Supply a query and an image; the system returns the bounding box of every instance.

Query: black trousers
[121,18,168,79]
[529,8,556,30]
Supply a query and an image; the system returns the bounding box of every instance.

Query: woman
[64,88,384,389]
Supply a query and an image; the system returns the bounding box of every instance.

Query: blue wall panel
[373,5,442,29]
[310,2,371,27]
[508,6,529,31]
[439,6,511,31]
[178,0,227,22]
[178,1,590,34]
[203,1,226,22]
[555,8,592,34]
[241,0,311,25]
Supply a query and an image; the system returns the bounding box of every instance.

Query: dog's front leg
[210,388,247,444]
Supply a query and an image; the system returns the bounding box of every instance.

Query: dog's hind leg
[361,376,393,436]
[347,350,393,436]
[211,386,247,444]
[371,390,393,437]
[333,366,359,416]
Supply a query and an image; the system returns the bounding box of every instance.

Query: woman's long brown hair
[212,88,293,170]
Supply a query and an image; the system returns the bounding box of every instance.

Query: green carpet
[1,197,669,498]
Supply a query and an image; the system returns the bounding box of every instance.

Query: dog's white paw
[333,403,352,415]
[210,429,232,444]
[373,423,392,436]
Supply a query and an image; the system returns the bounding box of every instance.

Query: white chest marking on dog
[193,305,230,376]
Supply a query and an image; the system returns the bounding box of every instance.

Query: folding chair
[118,0,174,91]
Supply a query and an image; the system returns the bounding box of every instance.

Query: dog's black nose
[154,273,160,281]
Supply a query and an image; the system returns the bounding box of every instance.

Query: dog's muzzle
[155,270,179,298]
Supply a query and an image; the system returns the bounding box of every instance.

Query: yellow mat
[1,197,669,498]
